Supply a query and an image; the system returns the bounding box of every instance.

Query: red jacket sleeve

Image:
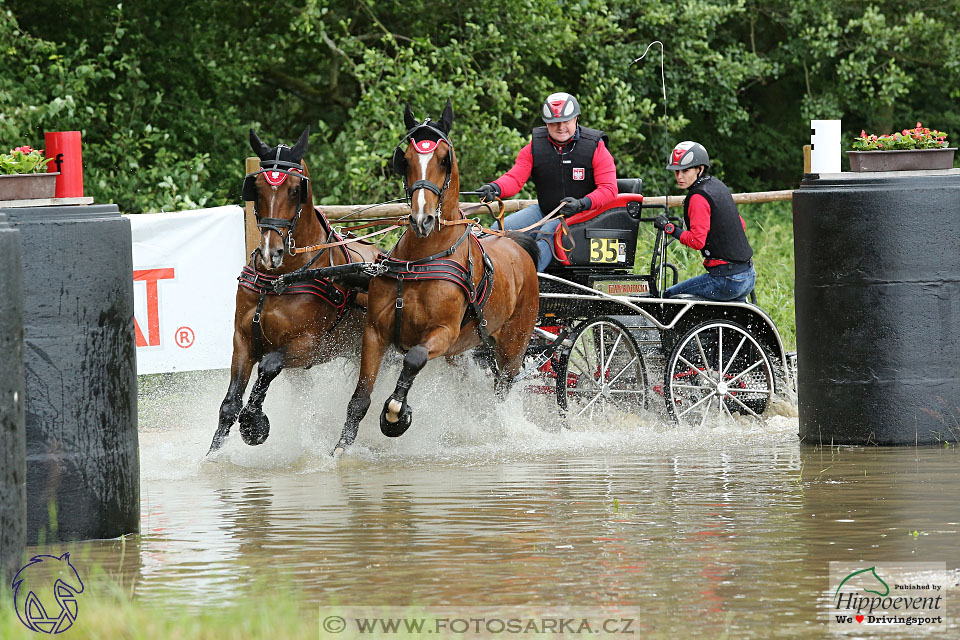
[680,193,710,250]
[492,143,533,198]
[583,140,617,210]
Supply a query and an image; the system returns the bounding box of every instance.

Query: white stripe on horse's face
[258,184,287,269]
[409,150,438,237]
[416,151,432,214]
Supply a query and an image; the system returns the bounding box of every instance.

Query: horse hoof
[238,409,270,446]
[380,398,412,437]
[384,398,403,423]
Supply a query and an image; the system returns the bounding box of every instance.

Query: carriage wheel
[557,317,647,420]
[664,320,775,426]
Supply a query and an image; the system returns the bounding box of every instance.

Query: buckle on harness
[396,297,404,309]
[253,311,262,324]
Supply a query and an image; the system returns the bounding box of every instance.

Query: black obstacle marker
[0,213,26,575]
[1,205,139,543]
[793,170,960,445]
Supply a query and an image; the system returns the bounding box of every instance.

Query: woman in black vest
[654,141,756,302]
[476,92,618,271]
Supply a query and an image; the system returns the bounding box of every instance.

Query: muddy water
[44,359,960,636]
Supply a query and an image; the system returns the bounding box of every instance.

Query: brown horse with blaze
[207,127,379,454]
[332,100,540,455]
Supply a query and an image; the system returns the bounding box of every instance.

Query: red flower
[12,145,34,154]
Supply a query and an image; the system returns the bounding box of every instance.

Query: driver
[475,92,618,271]
[654,141,755,302]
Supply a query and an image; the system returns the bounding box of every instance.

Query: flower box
[846,148,956,172]
[0,172,59,200]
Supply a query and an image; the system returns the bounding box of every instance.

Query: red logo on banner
[572,167,585,181]
[134,268,176,347]
[175,326,195,348]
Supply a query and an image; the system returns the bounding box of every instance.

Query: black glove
[654,214,683,239]
[476,183,500,202]
[558,196,590,216]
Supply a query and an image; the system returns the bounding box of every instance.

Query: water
[33,360,960,636]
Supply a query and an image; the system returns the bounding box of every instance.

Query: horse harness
[376,226,496,352]
[243,145,310,257]
[239,210,362,355]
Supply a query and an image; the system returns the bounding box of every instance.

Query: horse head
[391,99,458,238]
[245,127,313,270]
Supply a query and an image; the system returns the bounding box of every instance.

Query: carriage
[519,177,796,427]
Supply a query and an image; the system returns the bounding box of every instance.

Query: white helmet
[541,92,581,123]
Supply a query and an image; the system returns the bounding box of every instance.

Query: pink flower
[12,145,34,154]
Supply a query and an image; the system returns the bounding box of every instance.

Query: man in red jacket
[476,92,618,271]
[654,141,755,301]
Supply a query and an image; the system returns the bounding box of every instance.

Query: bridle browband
[244,145,312,256]
[393,119,455,208]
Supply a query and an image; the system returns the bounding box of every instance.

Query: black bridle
[243,145,311,257]
[391,119,455,207]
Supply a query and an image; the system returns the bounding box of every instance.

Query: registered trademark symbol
[175,326,195,348]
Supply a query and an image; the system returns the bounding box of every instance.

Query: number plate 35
[589,238,626,263]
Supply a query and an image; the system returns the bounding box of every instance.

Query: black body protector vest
[683,176,753,265]
[529,126,608,214]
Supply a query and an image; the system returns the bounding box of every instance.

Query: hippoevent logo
[829,562,945,628]
[11,553,85,634]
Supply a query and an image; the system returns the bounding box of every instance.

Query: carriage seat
[547,178,645,270]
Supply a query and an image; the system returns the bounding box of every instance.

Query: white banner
[126,206,246,375]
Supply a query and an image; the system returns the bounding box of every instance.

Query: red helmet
[541,92,581,123]
[666,141,710,170]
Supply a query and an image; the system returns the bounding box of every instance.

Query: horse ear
[403,103,418,130]
[438,99,454,135]
[249,129,271,158]
[291,126,310,161]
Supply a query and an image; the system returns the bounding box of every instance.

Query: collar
[548,125,581,151]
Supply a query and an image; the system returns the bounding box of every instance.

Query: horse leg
[380,327,455,437]
[332,326,388,456]
[491,311,537,402]
[208,347,256,455]
[380,345,428,437]
[237,350,285,446]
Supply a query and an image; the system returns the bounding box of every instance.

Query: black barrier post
[793,169,960,445]
[1,204,139,542]
[0,213,26,576]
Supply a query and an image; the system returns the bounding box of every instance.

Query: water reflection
[26,369,960,637]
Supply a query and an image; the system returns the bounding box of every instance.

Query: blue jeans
[664,265,756,302]
[492,204,560,272]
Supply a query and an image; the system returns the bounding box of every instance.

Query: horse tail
[505,232,539,268]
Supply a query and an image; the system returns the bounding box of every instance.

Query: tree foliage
[2,0,958,212]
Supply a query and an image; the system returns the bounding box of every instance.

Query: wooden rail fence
[243,156,795,254]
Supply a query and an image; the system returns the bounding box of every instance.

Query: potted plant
[0,145,59,200]
[847,123,956,172]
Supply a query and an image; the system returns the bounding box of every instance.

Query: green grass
[1,567,319,640]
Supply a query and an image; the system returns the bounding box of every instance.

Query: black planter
[1,204,139,542]
[0,213,25,576]
[793,170,960,445]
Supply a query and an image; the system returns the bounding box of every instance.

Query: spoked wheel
[665,320,775,426]
[557,317,647,419]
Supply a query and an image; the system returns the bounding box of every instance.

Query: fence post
[244,156,259,258]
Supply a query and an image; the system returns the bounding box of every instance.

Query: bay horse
[207,127,379,454]
[332,100,540,455]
